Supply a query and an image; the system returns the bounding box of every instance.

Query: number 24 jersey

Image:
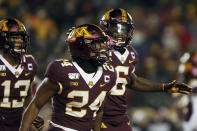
[45,59,116,130]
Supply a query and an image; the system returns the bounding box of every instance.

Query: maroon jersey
[102,46,138,122]
[45,59,116,131]
[0,55,37,127]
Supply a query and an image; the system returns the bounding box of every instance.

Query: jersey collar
[0,54,23,78]
[113,47,129,64]
[72,61,103,89]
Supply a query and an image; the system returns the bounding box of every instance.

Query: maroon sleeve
[32,57,38,78]
[25,55,38,81]
[44,61,63,83]
[131,46,139,65]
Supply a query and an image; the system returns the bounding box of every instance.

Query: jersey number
[110,66,129,95]
[66,90,107,118]
[0,80,30,108]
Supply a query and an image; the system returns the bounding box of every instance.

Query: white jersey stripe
[49,121,78,131]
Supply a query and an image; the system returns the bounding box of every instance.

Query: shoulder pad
[25,55,35,60]
[56,59,73,67]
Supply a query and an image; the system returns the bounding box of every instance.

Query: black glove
[32,116,44,130]
[162,80,192,94]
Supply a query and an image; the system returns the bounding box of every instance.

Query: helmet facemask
[84,36,109,64]
[4,32,29,59]
[108,22,133,47]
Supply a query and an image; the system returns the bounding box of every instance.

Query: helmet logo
[0,19,26,32]
[0,20,8,31]
[69,27,92,42]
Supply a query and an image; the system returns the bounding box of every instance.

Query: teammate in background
[19,24,117,131]
[99,8,192,131]
[0,18,44,131]
[174,51,197,131]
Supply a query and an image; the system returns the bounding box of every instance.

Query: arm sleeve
[44,61,63,83]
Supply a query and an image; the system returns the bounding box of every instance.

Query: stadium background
[1,0,197,130]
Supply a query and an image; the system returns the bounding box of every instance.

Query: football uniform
[183,79,197,131]
[101,46,138,131]
[45,59,116,131]
[178,59,197,131]
[0,55,37,131]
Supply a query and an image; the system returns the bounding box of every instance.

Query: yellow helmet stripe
[91,24,102,30]
[14,19,25,31]
[92,24,107,36]
[103,9,113,20]
[120,9,127,22]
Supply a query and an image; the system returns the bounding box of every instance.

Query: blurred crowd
[1,0,197,130]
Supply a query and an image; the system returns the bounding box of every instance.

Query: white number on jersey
[65,90,107,118]
[0,80,31,108]
[110,66,129,95]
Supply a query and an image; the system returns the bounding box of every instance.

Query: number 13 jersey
[0,55,37,125]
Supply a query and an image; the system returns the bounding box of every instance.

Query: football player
[19,24,117,131]
[99,8,192,131]
[0,18,44,131]
[174,51,197,131]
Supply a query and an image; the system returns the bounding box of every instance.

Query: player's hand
[32,116,44,130]
[162,80,192,94]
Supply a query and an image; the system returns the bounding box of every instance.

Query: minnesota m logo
[0,20,8,31]
[69,26,91,42]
